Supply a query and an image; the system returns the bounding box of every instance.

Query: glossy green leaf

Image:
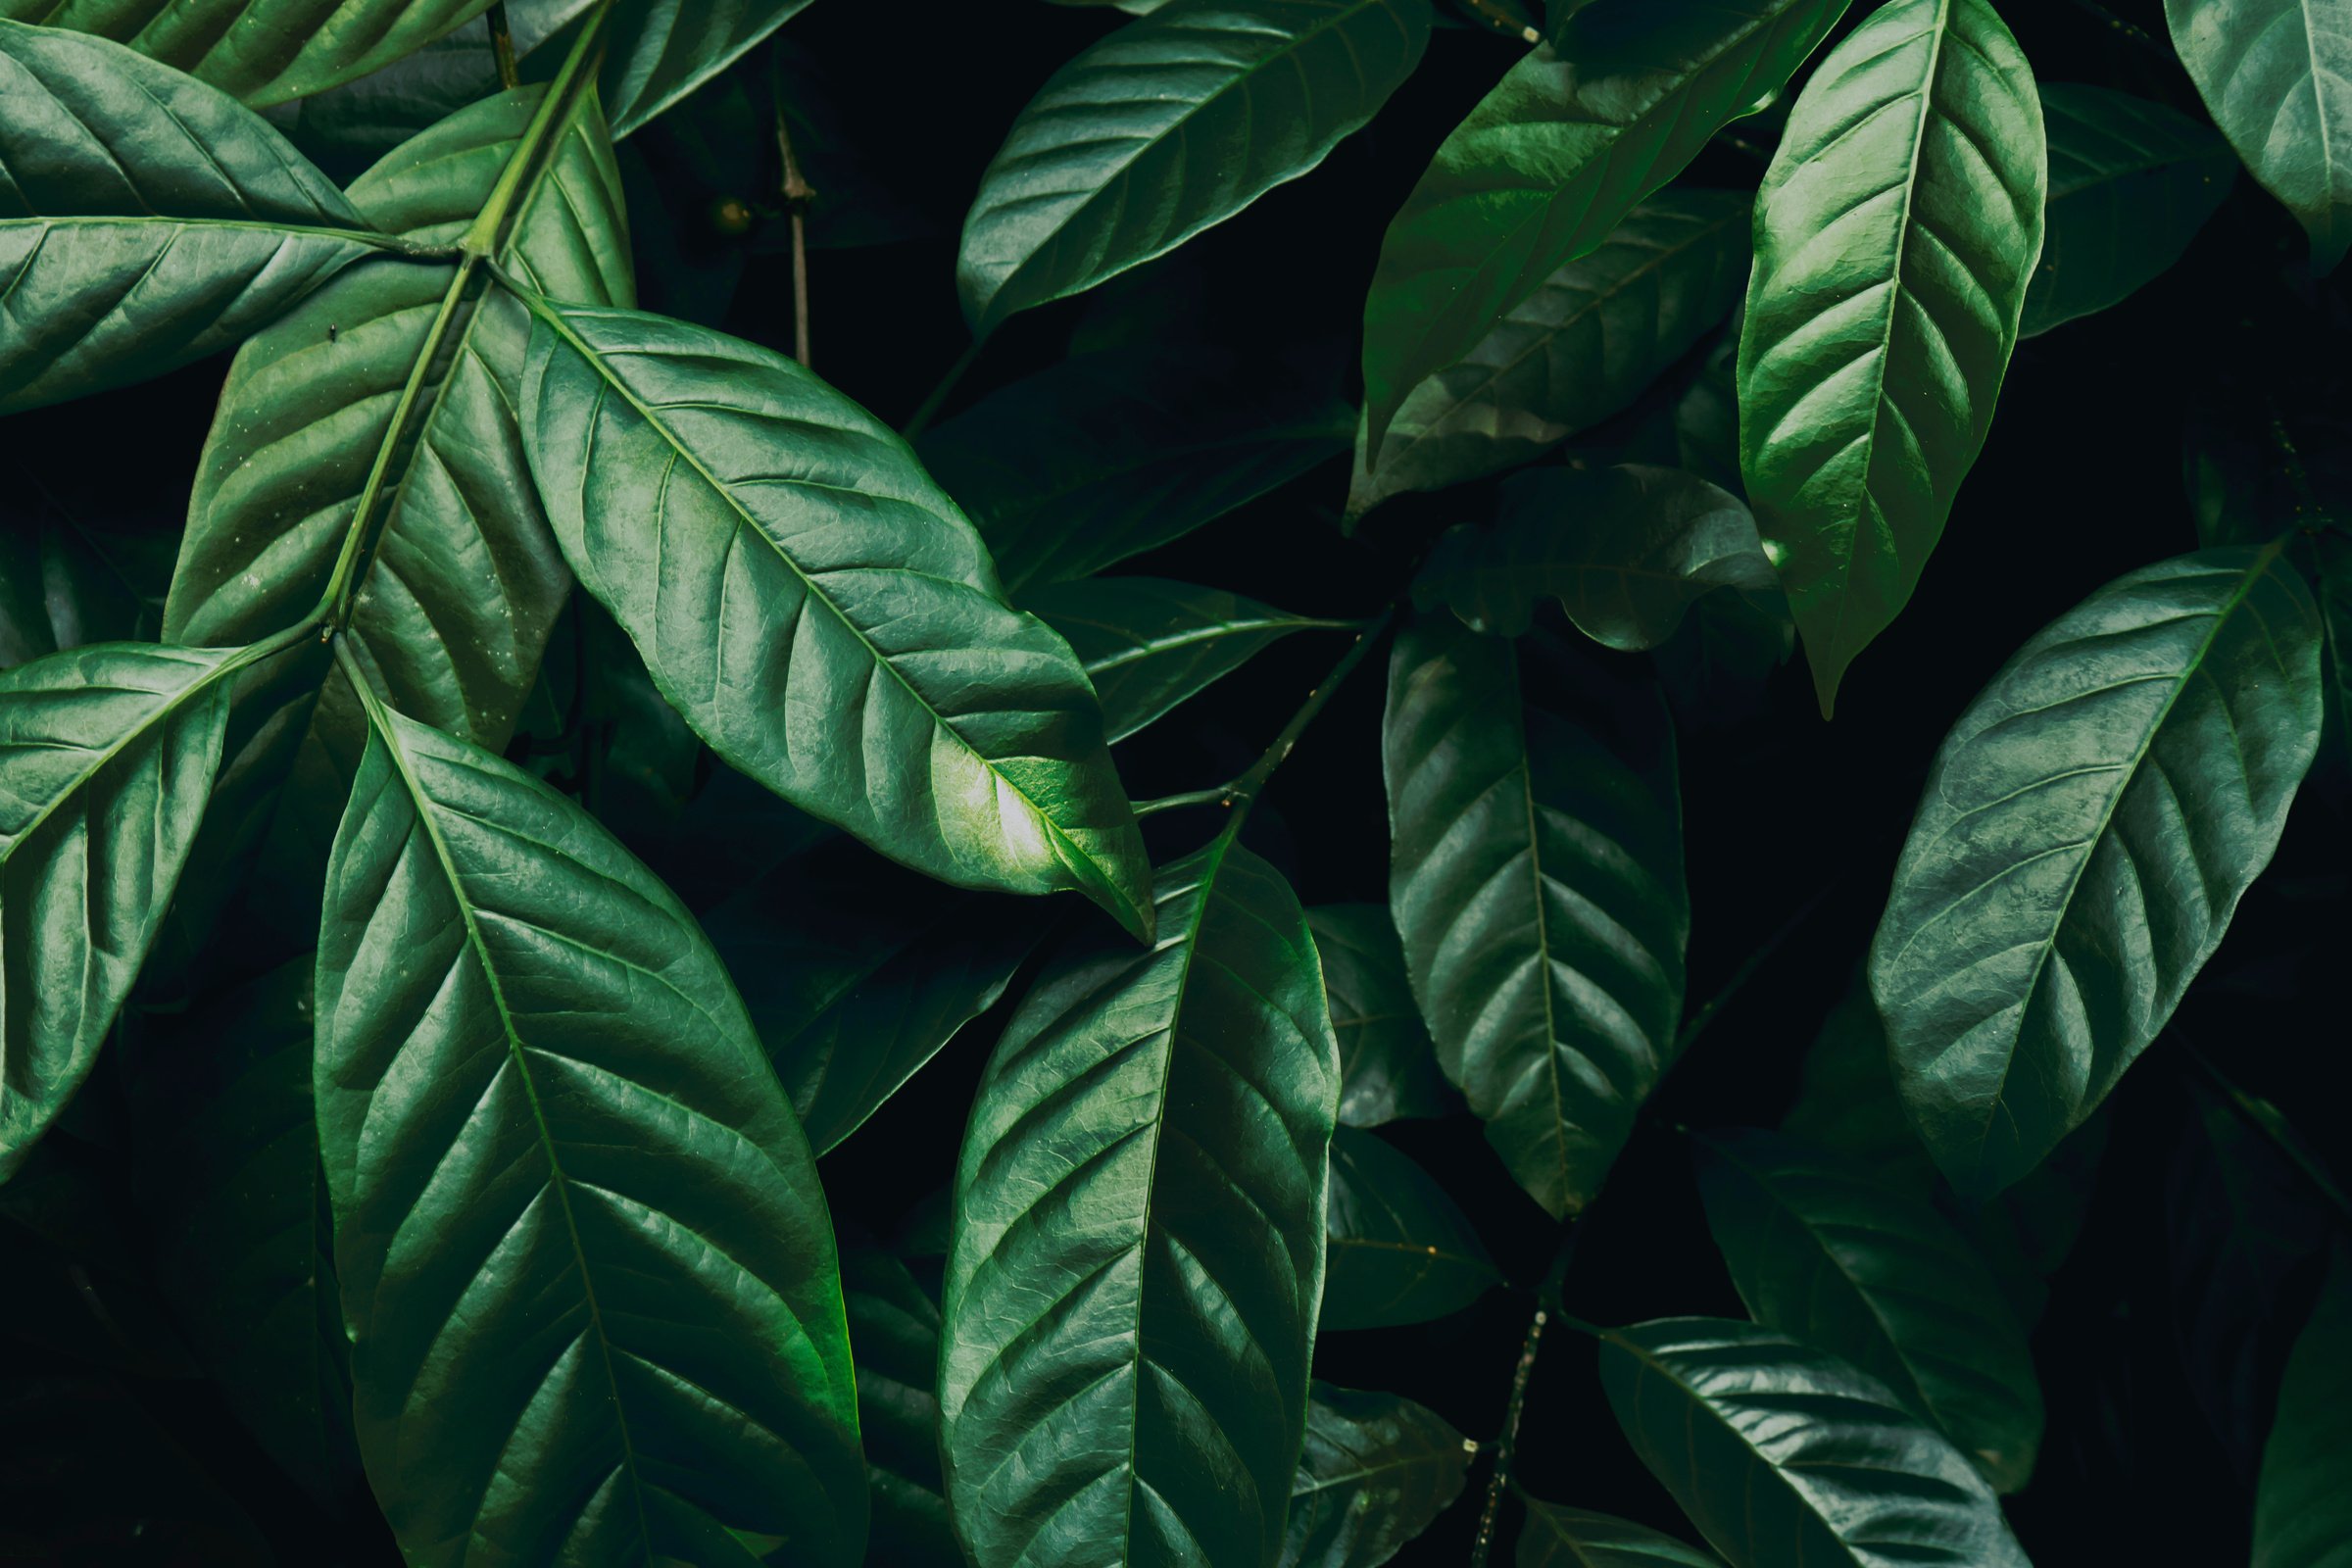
[702,837,1045,1155]
[2166,0,2352,272]
[1349,190,1749,519]
[1871,546,2324,1197]
[939,838,1340,1568]
[1600,1318,2032,1568]
[1693,1127,2044,1491]
[604,0,813,137]
[842,1240,962,1567]
[1027,577,1349,743]
[0,21,397,413]
[2253,1246,2352,1568]
[1416,466,1779,649]
[1306,904,1455,1127]
[521,299,1156,941]
[1360,0,1851,452]
[0,643,240,1182]
[919,345,1354,596]
[1738,0,2047,716]
[2023,83,2234,336]
[1385,615,1687,1218]
[0,514,153,667]
[957,0,1432,333]
[1515,1499,1720,1567]
[316,693,866,1566]
[1282,1382,1471,1568]
[1324,1125,1501,1330]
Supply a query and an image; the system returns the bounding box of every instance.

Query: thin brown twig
[772,87,816,369]
[1457,0,1542,43]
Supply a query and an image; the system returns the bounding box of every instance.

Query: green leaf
[1416,466,1780,649]
[1324,1125,1501,1330]
[1737,0,2047,716]
[1692,1127,2044,1492]
[1027,577,1350,743]
[1349,190,1749,520]
[918,345,1355,596]
[1,643,240,1182]
[1870,545,2324,1197]
[956,0,1432,334]
[1305,904,1455,1127]
[2166,0,2352,273]
[315,691,866,1566]
[1599,1318,2032,1568]
[521,299,1156,941]
[701,838,1045,1155]
[604,0,813,138]
[1360,0,1851,452]
[1,0,498,105]
[2254,1246,2352,1568]
[0,21,397,413]
[1282,1382,1471,1568]
[2022,82,2234,337]
[0,514,151,666]
[1384,614,1687,1218]
[1515,1500,1719,1567]
[939,838,1340,1568]
[841,1240,962,1567]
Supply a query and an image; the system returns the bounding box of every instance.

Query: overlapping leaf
[604,0,813,137]
[939,839,1339,1568]
[1870,547,2323,1197]
[1738,0,2047,715]
[1324,1126,1500,1330]
[2254,1247,2352,1568]
[316,695,866,1565]
[1361,0,1851,451]
[1385,615,1687,1218]
[521,300,1155,939]
[842,1240,961,1566]
[957,0,1432,333]
[2166,0,2352,272]
[1306,904,1453,1127]
[1283,1383,1470,1568]
[1515,1500,1720,1567]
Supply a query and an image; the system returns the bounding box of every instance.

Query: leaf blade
[1324,1126,1500,1331]
[1283,1382,1470,1568]
[2166,0,2352,272]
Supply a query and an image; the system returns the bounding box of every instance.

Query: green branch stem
[902,338,982,440]
[1468,1300,1548,1568]
[1217,605,1394,840]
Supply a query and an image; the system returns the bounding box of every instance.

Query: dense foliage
[3,0,2347,1564]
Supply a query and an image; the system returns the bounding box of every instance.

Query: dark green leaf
[1416,466,1779,649]
[1324,1125,1501,1330]
[1360,0,1850,451]
[2166,0,2352,272]
[842,1240,962,1567]
[522,300,1156,941]
[1282,1382,1471,1568]
[2253,1246,2352,1568]
[1385,615,1687,1218]
[1599,1318,2031,1568]
[1693,1127,2044,1491]
[1306,904,1455,1127]
[0,514,149,667]
[1349,190,1749,519]
[1737,0,2047,716]
[940,838,1339,1568]
[1870,546,2324,1197]
[0,21,395,412]
[1515,1499,1719,1567]
[316,693,866,1565]
[2023,82,2234,337]
[604,0,812,138]
[1,643,240,1182]
[957,0,1432,333]
[1027,577,1350,743]
[919,345,1354,596]
[0,1130,193,1377]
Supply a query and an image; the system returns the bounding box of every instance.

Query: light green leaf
[1282,1382,1470,1568]
[604,0,814,138]
[0,21,398,413]
[2254,1247,2352,1568]
[1599,1318,2032,1568]
[1416,465,1779,649]
[1515,1500,1720,1567]
[1324,1125,1501,1330]
[1350,190,1749,520]
[521,300,1156,941]
[2166,0,2352,272]
[940,838,1340,1568]
[316,692,866,1566]
[1385,615,1687,1218]
[1027,577,1350,743]
[918,345,1355,596]
[0,643,240,1182]
[1360,0,1851,452]
[842,1240,963,1567]
[957,0,1432,333]
[1693,1127,2044,1492]
[1871,546,2323,1197]
[1306,904,1455,1127]
[1738,0,2047,716]
[2023,82,2234,336]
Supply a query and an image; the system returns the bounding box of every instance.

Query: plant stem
[1134,787,1232,818]
[1456,0,1541,43]
[1468,1302,1548,1568]
[2180,1041,2352,1226]
[1219,606,1394,839]
[771,61,816,369]
[902,339,982,440]
[487,2,519,88]
[2065,0,2170,59]
[1673,886,1828,1055]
